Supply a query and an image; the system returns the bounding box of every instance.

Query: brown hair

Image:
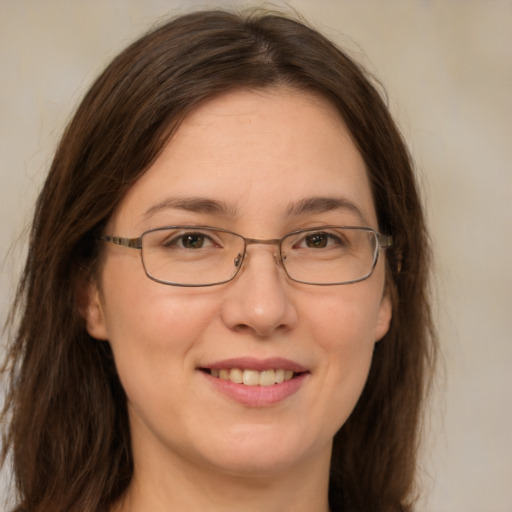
[1,9,436,512]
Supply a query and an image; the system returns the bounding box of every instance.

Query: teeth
[258,370,275,387]
[242,369,260,386]
[230,368,243,384]
[210,368,296,386]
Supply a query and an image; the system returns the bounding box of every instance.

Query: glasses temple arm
[97,235,142,249]
[377,234,393,248]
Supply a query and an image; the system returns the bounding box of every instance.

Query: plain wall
[1,1,511,510]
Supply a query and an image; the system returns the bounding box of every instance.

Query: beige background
[1,1,511,510]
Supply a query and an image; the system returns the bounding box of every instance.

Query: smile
[207,368,296,386]
[200,357,309,406]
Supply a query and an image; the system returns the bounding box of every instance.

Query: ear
[76,272,109,341]
[374,293,392,342]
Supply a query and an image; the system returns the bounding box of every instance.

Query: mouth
[199,358,309,406]
[202,367,300,386]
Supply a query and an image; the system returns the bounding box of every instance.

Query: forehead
[110,87,377,232]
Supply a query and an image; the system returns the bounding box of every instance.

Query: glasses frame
[98,225,392,287]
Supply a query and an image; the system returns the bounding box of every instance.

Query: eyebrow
[285,196,368,223]
[143,194,367,223]
[143,196,238,219]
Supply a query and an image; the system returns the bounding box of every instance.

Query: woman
[1,9,436,512]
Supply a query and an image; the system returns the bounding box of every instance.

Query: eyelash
[292,231,347,249]
[162,231,220,249]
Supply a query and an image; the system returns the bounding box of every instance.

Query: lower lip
[201,371,308,407]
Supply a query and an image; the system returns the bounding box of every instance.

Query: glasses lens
[141,228,244,286]
[281,227,378,285]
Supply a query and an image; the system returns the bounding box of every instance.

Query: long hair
[1,9,436,512]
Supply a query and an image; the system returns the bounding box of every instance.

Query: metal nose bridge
[244,237,281,246]
[239,237,284,267]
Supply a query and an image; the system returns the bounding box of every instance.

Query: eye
[295,231,343,249]
[164,231,218,249]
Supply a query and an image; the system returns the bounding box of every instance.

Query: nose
[220,246,298,338]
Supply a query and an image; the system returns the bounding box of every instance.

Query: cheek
[307,284,384,349]
[303,286,383,428]
[99,259,218,393]
[315,295,377,387]
[102,250,214,334]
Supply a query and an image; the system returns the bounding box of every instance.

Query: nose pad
[234,248,282,273]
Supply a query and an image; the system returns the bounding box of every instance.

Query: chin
[209,451,303,478]
[197,426,328,478]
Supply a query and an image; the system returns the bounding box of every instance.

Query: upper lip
[201,357,308,373]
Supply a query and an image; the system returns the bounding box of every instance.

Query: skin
[84,87,392,512]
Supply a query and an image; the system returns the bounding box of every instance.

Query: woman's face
[85,87,391,479]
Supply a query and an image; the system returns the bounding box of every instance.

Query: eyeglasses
[98,226,392,287]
